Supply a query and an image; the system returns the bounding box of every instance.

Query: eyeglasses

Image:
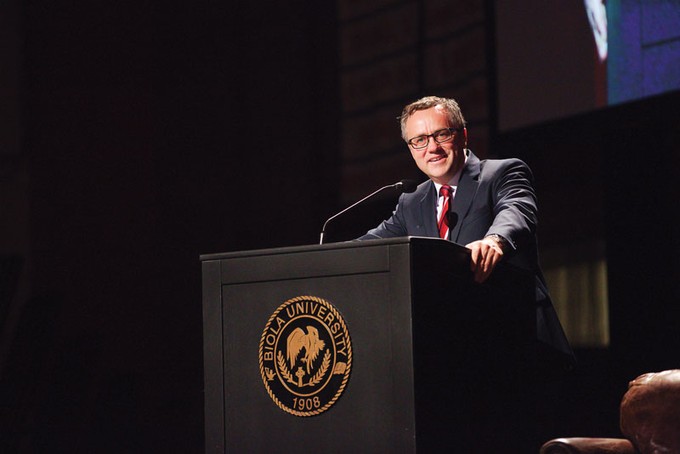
[407,128,459,149]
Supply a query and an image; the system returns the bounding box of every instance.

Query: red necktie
[438,185,453,239]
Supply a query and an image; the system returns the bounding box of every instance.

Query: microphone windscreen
[446,211,458,228]
[397,179,418,193]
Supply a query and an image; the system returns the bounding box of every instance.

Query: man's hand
[465,236,505,283]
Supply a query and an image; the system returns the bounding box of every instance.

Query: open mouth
[429,155,446,163]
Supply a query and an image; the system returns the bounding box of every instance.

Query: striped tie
[438,185,453,239]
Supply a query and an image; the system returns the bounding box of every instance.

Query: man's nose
[425,136,441,152]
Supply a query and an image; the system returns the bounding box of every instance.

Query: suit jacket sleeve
[481,158,539,253]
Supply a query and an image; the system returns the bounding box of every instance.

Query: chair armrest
[540,438,636,454]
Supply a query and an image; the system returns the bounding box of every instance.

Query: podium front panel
[203,239,420,453]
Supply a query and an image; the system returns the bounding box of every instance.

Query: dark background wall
[2,1,338,452]
[1,0,679,452]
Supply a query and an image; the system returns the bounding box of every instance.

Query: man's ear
[462,127,468,148]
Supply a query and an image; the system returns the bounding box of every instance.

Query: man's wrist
[485,234,508,251]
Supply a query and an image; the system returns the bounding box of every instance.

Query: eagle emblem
[287,326,326,375]
[259,295,352,417]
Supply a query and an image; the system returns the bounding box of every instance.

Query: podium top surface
[199,236,466,262]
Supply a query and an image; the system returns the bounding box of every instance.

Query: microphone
[319,179,417,244]
[446,211,458,230]
[393,179,417,193]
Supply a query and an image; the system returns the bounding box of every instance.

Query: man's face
[404,106,467,185]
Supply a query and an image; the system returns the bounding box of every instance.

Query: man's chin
[426,167,452,181]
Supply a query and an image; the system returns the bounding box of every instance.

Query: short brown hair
[399,96,466,140]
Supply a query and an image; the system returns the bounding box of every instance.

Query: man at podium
[359,95,574,372]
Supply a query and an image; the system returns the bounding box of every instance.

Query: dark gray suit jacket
[359,151,575,371]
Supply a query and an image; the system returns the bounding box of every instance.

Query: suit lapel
[417,181,439,238]
[450,151,481,242]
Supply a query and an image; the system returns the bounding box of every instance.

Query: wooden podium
[201,237,536,453]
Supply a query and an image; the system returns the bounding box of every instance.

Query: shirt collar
[433,149,469,196]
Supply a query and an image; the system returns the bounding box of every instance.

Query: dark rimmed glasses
[407,128,460,149]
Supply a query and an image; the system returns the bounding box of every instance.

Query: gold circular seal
[259,295,352,416]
